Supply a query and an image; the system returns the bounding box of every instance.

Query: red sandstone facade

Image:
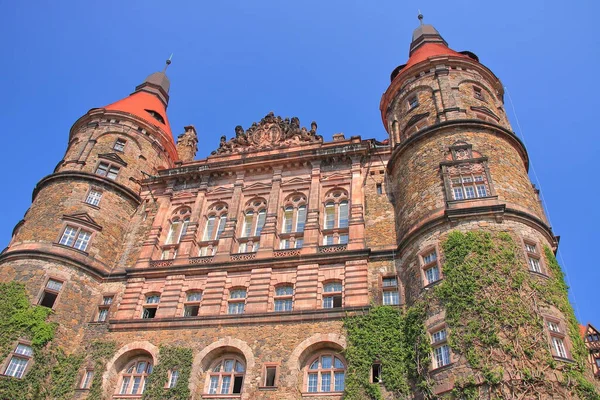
[0,21,593,399]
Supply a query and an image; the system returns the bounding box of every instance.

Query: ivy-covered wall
[344,231,599,400]
[142,345,193,400]
[0,282,82,400]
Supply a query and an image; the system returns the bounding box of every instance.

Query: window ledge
[429,362,455,374]
[552,356,576,364]
[201,394,241,399]
[528,270,550,279]
[422,280,443,291]
[258,386,278,390]
[82,202,100,210]
[52,242,89,256]
[301,391,344,397]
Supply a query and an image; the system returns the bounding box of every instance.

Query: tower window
[431,328,451,368]
[524,241,544,274]
[382,276,400,305]
[3,343,33,378]
[376,183,383,195]
[263,365,277,387]
[421,248,441,286]
[546,319,570,359]
[59,225,92,251]
[39,279,63,309]
[145,109,165,124]
[85,189,102,207]
[95,162,120,180]
[113,138,126,152]
[408,95,419,109]
[473,86,484,101]
[96,295,113,322]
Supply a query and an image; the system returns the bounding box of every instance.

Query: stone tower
[381,19,591,397]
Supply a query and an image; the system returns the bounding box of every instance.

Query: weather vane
[163,53,173,73]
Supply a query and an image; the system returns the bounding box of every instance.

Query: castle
[1,18,598,399]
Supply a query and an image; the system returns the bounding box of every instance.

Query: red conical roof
[105,90,172,137]
[404,42,468,70]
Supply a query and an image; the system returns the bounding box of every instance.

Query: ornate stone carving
[212,112,322,155]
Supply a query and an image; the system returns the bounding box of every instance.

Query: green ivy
[142,346,193,400]
[87,340,117,400]
[344,305,432,399]
[0,282,82,400]
[344,231,599,399]
[436,231,599,399]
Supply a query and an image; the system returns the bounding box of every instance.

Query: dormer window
[145,109,165,124]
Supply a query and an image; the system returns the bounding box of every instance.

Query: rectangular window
[39,279,63,308]
[85,189,102,206]
[525,243,537,253]
[97,308,109,322]
[408,95,419,109]
[473,86,484,100]
[552,337,568,358]
[59,225,92,251]
[383,290,399,305]
[113,138,126,152]
[372,363,381,383]
[425,266,440,284]
[4,343,32,379]
[209,376,219,394]
[339,234,349,245]
[102,296,113,306]
[325,204,335,229]
[338,202,349,228]
[95,162,120,180]
[323,295,342,309]
[295,238,304,248]
[221,375,231,393]
[203,217,215,241]
[283,208,293,233]
[548,321,561,333]
[228,302,245,315]
[324,235,334,246]
[476,184,487,197]
[464,186,476,199]
[308,373,318,392]
[274,299,293,312]
[81,370,94,389]
[168,370,179,388]
[431,329,450,368]
[184,305,199,317]
[296,206,307,232]
[528,257,542,273]
[382,276,398,287]
[243,213,253,237]
[321,372,331,392]
[142,307,157,319]
[255,211,266,236]
[376,183,383,195]
[264,366,277,387]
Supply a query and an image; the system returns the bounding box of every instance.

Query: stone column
[214,171,245,261]
[257,166,282,257]
[348,156,365,250]
[135,195,170,268]
[301,160,322,253]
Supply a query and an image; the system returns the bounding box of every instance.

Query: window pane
[146,295,160,304]
[334,357,344,369]
[423,251,437,264]
[321,355,332,369]
[529,257,542,273]
[383,290,399,305]
[59,226,77,247]
[324,235,334,245]
[5,356,28,378]
[321,372,331,392]
[382,277,397,287]
[274,299,293,311]
[476,184,487,197]
[324,282,342,292]
[276,286,293,296]
[334,371,345,391]
[230,289,246,299]
[228,302,245,314]
[323,296,333,309]
[120,376,131,394]
[216,215,227,239]
[169,370,179,388]
[221,375,231,394]
[296,206,306,232]
[107,166,119,180]
[235,361,245,372]
[209,376,219,394]
[432,329,447,343]
[324,203,335,229]
[425,266,440,284]
[95,162,108,176]
[74,230,91,251]
[224,359,234,372]
[338,201,349,228]
[97,308,108,322]
[86,190,102,206]
[295,238,304,249]
[339,234,349,245]
[187,292,202,302]
[178,218,190,242]
[82,370,94,388]
[552,337,567,358]
[103,296,113,305]
[464,186,476,199]
[308,373,318,392]
[283,208,293,233]
[452,187,464,200]
[131,376,142,394]
[255,210,266,236]
[46,279,63,292]
[243,212,253,237]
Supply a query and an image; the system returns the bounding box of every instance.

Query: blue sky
[0,1,598,323]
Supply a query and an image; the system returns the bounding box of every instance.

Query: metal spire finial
[162,54,173,73]
[417,10,424,25]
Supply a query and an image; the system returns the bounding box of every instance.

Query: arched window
[238,198,267,253]
[200,203,228,256]
[228,288,247,314]
[322,190,349,245]
[274,284,294,312]
[207,356,245,395]
[279,193,307,249]
[165,207,192,245]
[117,358,153,395]
[305,353,346,393]
[323,281,343,309]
